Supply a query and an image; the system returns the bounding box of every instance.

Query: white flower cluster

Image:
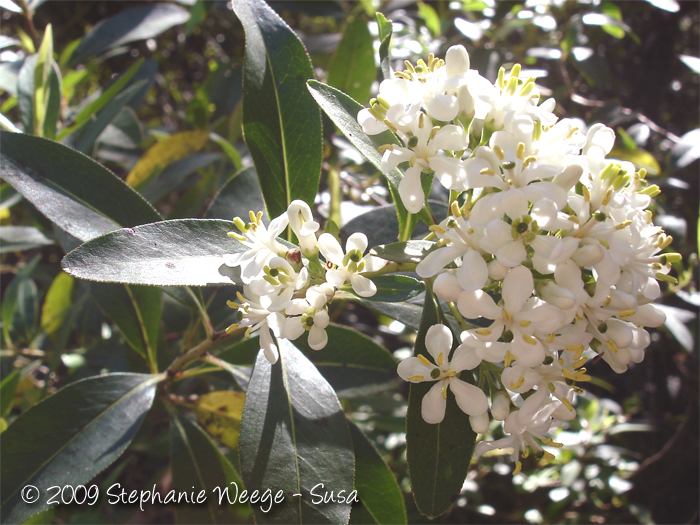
[362,46,679,472]
[224,201,383,364]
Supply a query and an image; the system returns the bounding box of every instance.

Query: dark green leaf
[406,289,475,518]
[233,0,322,219]
[239,340,354,523]
[343,275,423,303]
[219,324,399,398]
[17,55,61,138]
[347,420,406,525]
[0,373,160,524]
[143,152,221,203]
[96,107,143,150]
[204,166,265,221]
[351,298,423,331]
[0,368,20,418]
[1,255,40,346]
[0,226,54,253]
[61,219,246,287]
[204,64,242,122]
[306,81,415,239]
[327,18,375,105]
[169,414,245,524]
[70,4,190,65]
[0,131,161,243]
[87,283,161,366]
[371,240,437,264]
[375,13,393,79]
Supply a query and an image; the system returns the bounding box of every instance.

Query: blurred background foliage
[1,0,698,524]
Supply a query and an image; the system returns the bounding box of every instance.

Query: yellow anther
[601,187,613,206]
[419,112,425,128]
[404,60,415,73]
[228,232,247,242]
[519,320,532,327]
[542,451,555,461]
[546,333,555,344]
[429,126,441,140]
[523,334,537,345]
[505,350,515,367]
[417,354,431,367]
[645,210,653,224]
[542,438,563,448]
[441,387,448,400]
[522,449,530,459]
[582,185,591,202]
[437,353,445,366]
[658,235,674,249]
[566,344,584,360]
[606,340,618,353]
[502,310,512,321]
[511,376,525,389]
[493,145,505,160]
[598,238,610,249]
[244,326,253,339]
[450,201,461,217]
[513,461,522,475]
[522,155,537,168]
[615,220,632,230]
[226,300,239,309]
[575,313,584,322]
[558,357,564,365]
[236,291,246,303]
[567,216,580,224]
[383,119,398,133]
[249,210,258,224]
[436,239,450,247]
[480,167,496,176]
[409,157,416,167]
[567,127,580,139]
[548,382,556,392]
[516,142,525,160]
[562,368,576,381]
[576,374,592,382]
[446,369,456,377]
[429,225,446,235]
[408,375,424,382]
[603,296,612,307]
[618,309,636,318]
[263,275,279,286]
[476,328,492,336]
[656,272,678,284]
[225,323,238,334]
[377,144,394,153]
[574,357,588,369]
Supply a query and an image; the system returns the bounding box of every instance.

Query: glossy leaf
[343,275,423,303]
[1,255,40,346]
[195,390,245,449]
[219,324,398,397]
[170,414,243,524]
[376,13,393,79]
[61,219,245,287]
[142,152,222,204]
[33,25,54,138]
[306,81,416,240]
[347,420,406,525]
[204,166,266,221]
[87,283,161,366]
[0,131,161,243]
[0,369,20,418]
[40,271,74,341]
[406,290,476,518]
[327,18,375,104]
[17,55,61,138]
[0,226,54,253]
[371,240,438,264]
[233,0,322,219]
[0,373,160,524]
[69,4,190,65]
[239,340,354,523]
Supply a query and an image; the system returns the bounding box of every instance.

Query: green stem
[328,164,341,227]
[166,327,241,378]
[185,286,213,340]
[446,301,470,331]
[359,261,417,278]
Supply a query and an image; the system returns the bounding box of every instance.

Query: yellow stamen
[561,398,574,412]
[601,187,613,206]
[522,334,537,345]
[598,238,610,249]
[417,354,431,367]
[480,167,496,176]
[546,333,555,344]
[573,357,588,369]
[519,320,531,327]
[542,451,555,461]
[226,300,239,309]
[510,377,525,389]
[408,375,424,382]
[656,272,678,284]
[603,296,612,307]
[513,461,522,475]
[394,71,410,80]
[493,145,505,160]
[441,387,447,400]
[502,310,512,321]
[516,142,525,160]
[429,224,446,234]
[522,155,537,168]
[619,309,636,318]
[446,369,456,377]
[436,239,450,247]
[228,232,247,242]
[244,326,253,339]
[429,126,440,140]
[225,323,238,333]
[615,220,632,230]
[505,350,515,367]
[236,291,246,303]
[450,201,461,217]
[542,438,563,448]
[475,328,492,336]
[377,144,394,153]
[606,340,618,353]
[383,118,397,133]
[437,353,444,366]
[582,185,591,202]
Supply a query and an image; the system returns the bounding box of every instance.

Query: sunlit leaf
[40,271,74,342]
[327,18,376,105]
[195,391,245,449]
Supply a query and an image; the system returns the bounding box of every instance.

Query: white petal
[449,344,482,371]
[449,377,489,416]
[314,309,330,329]
[496,241,527,267]
[421,382,448,424]
[430,156,466,191]
[445,44,470,77]
[397,357,432,381]
[426,94,459,122]
[350,274,376,297]
[283,317,306,340]
[416,246,463,278]
[456,250,488,290]
[260,327,279,364]
[433,272,461,303]
[501,189,529,221]
[318,233,345,266]
[433,125,468,151]
[357,108,388,135]
[268,214,289,239]
[469,411,490,433]
[308,326,328,350]
[398,165,425,214]
[425,324,453,363]
[502,266,533,313]
[346,232,368,254]
[457,289,501,320]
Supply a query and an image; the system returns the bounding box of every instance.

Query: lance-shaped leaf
[340,275,423,303]
[69,4,190,65]
[204,166,265,222]
[239,340,354,524]
[376,13,393,80]
[233,0,322,219]
[306,81,416,241]
[327,18,375,104]
[0,373,161,524]
[347,419,406,525]
[0,131,161,243]
[17,54,61,139]
[170,414,245,524]
[406,289,476,518]
[371,240,438,264]
[61,219,245,287]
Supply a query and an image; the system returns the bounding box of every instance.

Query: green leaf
[417,2,441,37]
[0,373,160,524]
[609,146,661,176]
[169,414,244,524]
[351,299,423,331]
[343,275,423,303]
[375,13,393,79]
[327,18,376,105]
[87,283,161,367]
[33,24,54,138]
[1,255,40,346]
[0,131,161,243]
[347,419,406,525]
[69,4,190,65]
[40,271,74,342]
[195,391,245,449]
[306,81,415,240]
[204,166,265,221]
[0,369,20,418]
[600,2,626,39]
[0,226,54,253]
[239,339,354,523]
[219,323,399,398]
[406,289,476,518]
[371,240,437,264]
[56,59,145,141]
[233,0,322,220]
[61,219,246,287]
[143,152,222,204]
[17,55,61,138]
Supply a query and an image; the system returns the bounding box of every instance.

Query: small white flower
[283,286,331,350]
[287,200,320,256]
[317,232,383,297]
[397,324,488,423]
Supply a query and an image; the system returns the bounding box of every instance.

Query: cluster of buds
[362,46,679,472]
[224,200,383,364]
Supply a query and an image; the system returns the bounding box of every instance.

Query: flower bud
[571,244,605,267]
[433,272,461,303]
[287,200,319,256]
[491,391,511,421]
[539,281,576,310]
[469,411,490,434]
[445,45,470,78]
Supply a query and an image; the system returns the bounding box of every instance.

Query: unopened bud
[469,411,490,434]
[491,392,511,421]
